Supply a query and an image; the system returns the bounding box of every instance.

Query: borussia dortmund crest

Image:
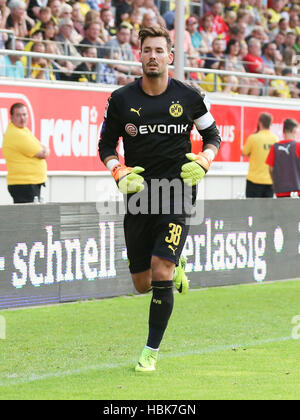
[169,101,183,117]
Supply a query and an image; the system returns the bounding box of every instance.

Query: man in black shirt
[99,26,221,372]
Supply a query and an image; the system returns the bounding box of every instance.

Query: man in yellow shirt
[2,103,50,203]
[242,112,278,197]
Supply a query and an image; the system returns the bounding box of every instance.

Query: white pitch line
[0,335,293,387]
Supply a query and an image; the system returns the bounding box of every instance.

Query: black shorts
[246,180,273,198]
[8,184,44,204]
[124,213,189,274]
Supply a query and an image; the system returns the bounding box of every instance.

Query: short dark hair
[139,25,172,52]
[10,103,26,116]
[283,118,298,133]
[258,112,273,129]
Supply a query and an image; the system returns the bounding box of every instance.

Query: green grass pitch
[0,279,300,400]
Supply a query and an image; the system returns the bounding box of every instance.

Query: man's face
[212,39,224,53]
[117,28,131,45]
[266,43,277,58]
[140,36,173,78]
[87,23,100,41]
[85,47,97,58]
[11,106,28,128]
[101,10,112,25]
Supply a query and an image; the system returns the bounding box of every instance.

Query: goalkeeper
[98,26,221,373]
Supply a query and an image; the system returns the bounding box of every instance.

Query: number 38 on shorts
[164,223,183,256]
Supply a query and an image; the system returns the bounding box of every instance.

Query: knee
[135,284,152,294]
[151,256,175,281]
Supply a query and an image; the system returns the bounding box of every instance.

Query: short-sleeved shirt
[2,122,47,185]
[242,129,279,184]
[266,139,300,166]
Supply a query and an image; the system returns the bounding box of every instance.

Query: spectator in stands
[56,17,82,59]
[273,30,286,54]
[270,67,293,98]
[27,0,48,21]
[225,38,257,94]
[288,13,300,36]
[2,102,50,204]
[266,118,300,198]
[283,31,297,50]
[210,1,229,38]
[72,2,85,39]
[72,45,98,82]
[244,37,275,91]
[56,17,82,79]
[0,0,10,31]
[100,49,130,85]
[6,0,34,39]
[203,37,225,69]
[43,19,58,42]
[186,16,206,53]
[228,22,247,43]
[81,21,106,58]
[169,21,199,68]
[77,0,91,18]
[245,25,269,44]
[273,17,289,37]
[100,7,117,38]
[281,47,298,74]
[102,23,142,77]
[29,41,56,80]
[0,38,24,78]
[48,0,61,25]
[115,0,134,28]
[71,3,84,41]
[262,41,277,71]
[141,11,155,29]
[24,27,43,53]
[129,8,142,31]
[201,60,239,94]
[223,10,237,30]
[86,0,100,12]
[60,3,82,44]
[30,7,53,35]
[236,9,255,37]
[44,40,65,79]
[294,34,300,54]
[0,6,8,48]
[138,0,165,27]
[199,13,217,53]
[242,112,278,198]
[266,0,285,32]
[130,27,139,61]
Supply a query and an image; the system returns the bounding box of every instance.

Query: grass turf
[0,279,300,400]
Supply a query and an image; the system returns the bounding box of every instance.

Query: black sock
[146,280,174,349]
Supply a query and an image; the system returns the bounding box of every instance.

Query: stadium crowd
[0,0,300,97]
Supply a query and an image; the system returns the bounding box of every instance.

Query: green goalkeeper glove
[180,152,212,186]
[112,163,145,194]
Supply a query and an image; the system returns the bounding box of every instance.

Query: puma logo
[168,245,177,256]
[130,107,142,117]
[278,144,291,155]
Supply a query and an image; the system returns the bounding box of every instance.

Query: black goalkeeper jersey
[99,77,221,180]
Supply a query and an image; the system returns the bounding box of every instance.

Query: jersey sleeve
[192,91,222,150]
[16,129,41,158]
[266,145,275,166]
[296,142,300,159]
[98,93,122,163]
[242,135,253,156]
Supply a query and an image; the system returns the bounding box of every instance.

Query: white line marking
[0,335,293,387]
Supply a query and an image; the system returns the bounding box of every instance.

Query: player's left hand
[180,152,212,186]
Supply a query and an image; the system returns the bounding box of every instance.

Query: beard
[142,61,162,78]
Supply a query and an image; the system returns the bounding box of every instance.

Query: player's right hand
[112,164,145,194]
